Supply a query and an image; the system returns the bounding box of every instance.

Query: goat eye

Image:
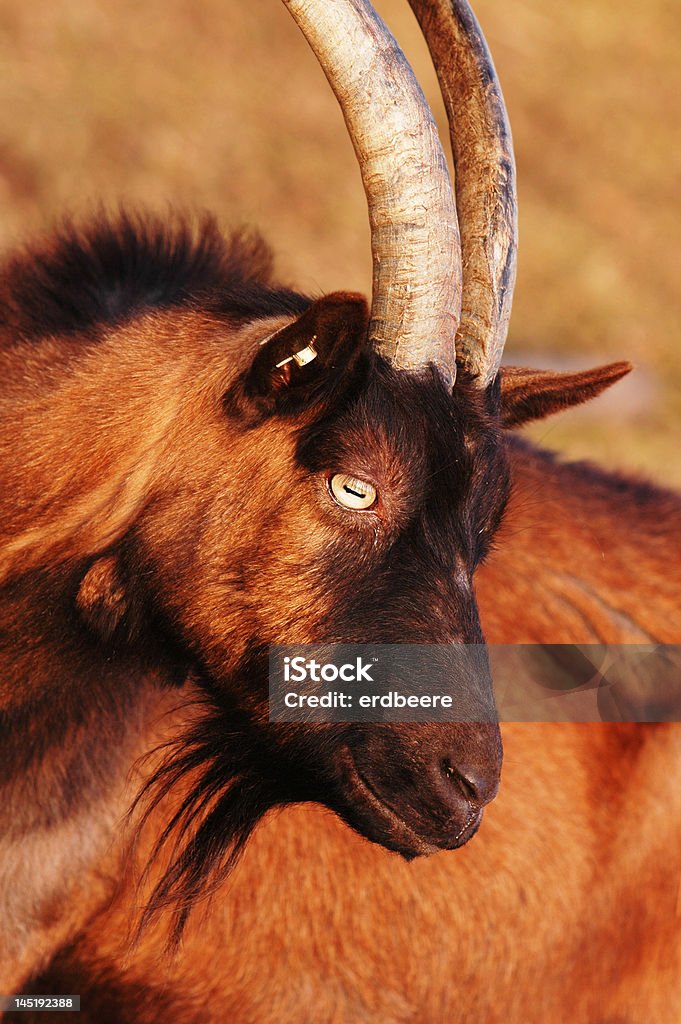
[329,473,377,511]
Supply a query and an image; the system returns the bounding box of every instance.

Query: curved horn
[282,0,461,384]
[408,0,518,386]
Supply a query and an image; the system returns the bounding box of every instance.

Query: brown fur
[1,216,680,1021]
[2,214,509,980]
[14,440,681,1022]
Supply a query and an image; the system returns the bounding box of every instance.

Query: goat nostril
[442,760,479,803]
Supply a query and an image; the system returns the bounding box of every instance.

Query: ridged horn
[282,0,461,384]
[408,0,518,386]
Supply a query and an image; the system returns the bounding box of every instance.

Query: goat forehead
[293,377,503,574]
[299,372,483,487]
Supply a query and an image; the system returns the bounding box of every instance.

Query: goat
[12,432,681,1022]
[1,0,679,1019]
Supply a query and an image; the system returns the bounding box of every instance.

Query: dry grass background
[0,0,679,483]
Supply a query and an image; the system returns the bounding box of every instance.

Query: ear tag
[275,335,318,370]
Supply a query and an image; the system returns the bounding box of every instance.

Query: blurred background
[0,0,679,482]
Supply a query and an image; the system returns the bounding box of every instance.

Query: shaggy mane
[0,210,308,343]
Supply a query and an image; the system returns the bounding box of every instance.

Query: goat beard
[130,688,293,947]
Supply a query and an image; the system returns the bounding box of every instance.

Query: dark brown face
[115,293,510,915]
[273,357,507,857]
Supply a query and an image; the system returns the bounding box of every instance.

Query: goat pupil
[346,485,364,498]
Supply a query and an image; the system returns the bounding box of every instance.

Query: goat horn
[282,0,461,385]
[408,0,518,386]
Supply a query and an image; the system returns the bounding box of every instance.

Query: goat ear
[236,292,370,418]
[499,361,632,428]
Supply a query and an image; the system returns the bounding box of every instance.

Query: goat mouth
[450,807,483,846]
[338,749,480,859]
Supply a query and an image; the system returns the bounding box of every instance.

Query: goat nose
[441,760,499,807]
